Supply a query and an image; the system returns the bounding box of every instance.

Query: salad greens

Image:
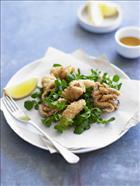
[24,87,43,110]
[24,66,121,134]
[43,97,67,110]
[101,73,122,90]
[42,113,61,127]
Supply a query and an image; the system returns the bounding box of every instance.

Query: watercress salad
[24,64,122,134]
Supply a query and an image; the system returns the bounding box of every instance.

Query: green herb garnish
[24,100,35,111]
[43,98,67,110]
[42,114,61,127]
[113,74,120,82]
[54,117,73,133]
[53,64,62,67]
[101,73,122,90]
[31,87,43,98]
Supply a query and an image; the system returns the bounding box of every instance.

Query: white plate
[2,51,132,154]
[77,2,122,33]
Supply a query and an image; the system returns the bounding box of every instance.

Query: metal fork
[2,96,80,164]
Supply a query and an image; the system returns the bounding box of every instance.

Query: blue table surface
[1,1,140,186]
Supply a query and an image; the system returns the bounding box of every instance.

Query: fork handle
[29,120,80,164]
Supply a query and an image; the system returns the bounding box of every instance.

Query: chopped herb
[31,92,41,99]
[34,102,39,110]
[42,114,61,127]
[55,79,68,93]
[53,64,62,67]
[53,113,61,121]
[24,100,35,111]
[117,83,122,90]
[42,117,53,127]
[66,73,76,82]
[54,117,73,133]
[96,117,115,124]
[43,97,67,110]
[101,72,121,90]
[113,75,120,82]
[31,87,42,98]
[87,69,101,81]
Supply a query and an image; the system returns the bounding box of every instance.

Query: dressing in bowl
[115,26,140,58]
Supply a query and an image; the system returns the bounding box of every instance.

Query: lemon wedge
[87,2,103,26]
[99,2,118,18]
[86,2,118,25]
[4,78,38,100]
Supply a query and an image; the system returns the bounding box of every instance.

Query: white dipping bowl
[77,2,122,33]
[115,26,140,58]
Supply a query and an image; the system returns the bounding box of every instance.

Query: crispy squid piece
[92,83,120,112]
[54,99,86,132]
[62,81,85,101]
[80,80,96,88]
[62,80,96,101]
[41,75,56,99]
[94,101,115,112]
[42,75,56,89]
[51,65,75,79]
[62,99,86,120]
[100,94,118,102]
[70,80,96,88]
[99,86,120,96]
[62,80,97,101]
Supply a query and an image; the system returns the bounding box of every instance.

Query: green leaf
[55,79,68,92]
[77,68,81,75]
[53,64,62,67]
[86,69,101,81]
[54,117,73,133]
[34,102,39,110]
[51,101,67,110]
[42,117,53,127]
[74,126,84,134]
[24,100,35,111]
[101,72,122,90]
[31,87,42,98]
[52,93,59,100]
[41,114,61,127]
[31,92,41,98]
[43,98,67,110]
[117,83,122,90]
[74,120,90,134]
[97,117,115,124]
[66,73,76,82]
[47,91,59,100]
[113,75,120,82]
[53,114,61,121]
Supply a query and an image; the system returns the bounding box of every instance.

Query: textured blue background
[1,1,140,186]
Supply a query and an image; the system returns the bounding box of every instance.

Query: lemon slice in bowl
[99,2,118,18]
[4,78,38,100]
[87,2,103,26]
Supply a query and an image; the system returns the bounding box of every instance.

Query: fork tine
[6,96,19,110]
[2,97,15,113]
[4,96,17,111]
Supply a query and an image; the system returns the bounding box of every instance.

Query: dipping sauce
[120,36,140,46]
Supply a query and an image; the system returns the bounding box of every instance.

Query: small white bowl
[77,2,122,33]
[115,26,140,58]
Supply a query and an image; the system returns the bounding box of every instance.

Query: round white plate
[77,2,122,33]
[2,55,130,154]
